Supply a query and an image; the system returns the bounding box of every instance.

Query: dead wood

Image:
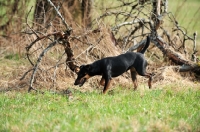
[22,1,79,92]
[21,0,199,92]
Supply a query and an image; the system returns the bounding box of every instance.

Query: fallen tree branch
[28,40,58,92]
[178,64,200,72]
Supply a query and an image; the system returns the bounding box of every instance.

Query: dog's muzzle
[74,78,86,87]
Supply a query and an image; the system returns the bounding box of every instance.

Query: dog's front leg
[99,77,105,86]
[102,69,112,94]
[102,74,112,94]
[102,79,111,94]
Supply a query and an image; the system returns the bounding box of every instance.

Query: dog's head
[74,65,92,87]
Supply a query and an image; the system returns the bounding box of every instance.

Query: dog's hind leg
[146,73,152,89]
[130,67,138,90]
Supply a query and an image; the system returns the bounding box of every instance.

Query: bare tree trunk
[0,0,36,35]
[34,0,51,25]
[34,0,92,28]
[82,0,92,28]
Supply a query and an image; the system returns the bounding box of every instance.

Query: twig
[25,31,63,66]
[127,38,147,52]
[51,52,66,88]
[192,32,198,62]
[75,35,104,60]
[112,18,151,31]
[20,68,34,80]
[193,32,197,53]
[164,0,168,12]
[29,40,58,92]
[26,6,39,38]
[46,0,71,31]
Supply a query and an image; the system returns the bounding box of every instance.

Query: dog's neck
[88,61,102,76]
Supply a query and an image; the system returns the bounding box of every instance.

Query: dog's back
[83,36,150,77]
[110,36,150,76]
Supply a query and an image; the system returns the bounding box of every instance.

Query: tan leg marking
[130,67,138,90]
[99,78,105,86]
[103,80,111,94]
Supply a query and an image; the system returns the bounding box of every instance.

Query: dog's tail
[140,36,150,54]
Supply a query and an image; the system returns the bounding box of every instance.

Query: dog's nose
[74,80,78,85]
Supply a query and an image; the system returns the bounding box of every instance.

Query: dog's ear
[75,67,80,73]
[80,65,85,69]
[75,65,85,74]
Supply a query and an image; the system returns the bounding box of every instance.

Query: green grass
[4,53,20,61]
[0,88,199,132]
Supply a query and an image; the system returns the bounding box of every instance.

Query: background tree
[34,0,92,29]
[0,0,36,35]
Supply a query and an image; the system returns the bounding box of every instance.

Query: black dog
[74,36,152,94]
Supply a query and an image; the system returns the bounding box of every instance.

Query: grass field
[0,88,200,132]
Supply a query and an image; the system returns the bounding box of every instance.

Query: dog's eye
[80,65,85,69]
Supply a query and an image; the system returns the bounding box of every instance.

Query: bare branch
[20,68,34,80]
[112,18,151,31]
[164,0,168,12]
[46,0,71,31]
[26,6,39,38]
[127,39,147,52]
[29,40,58,92]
